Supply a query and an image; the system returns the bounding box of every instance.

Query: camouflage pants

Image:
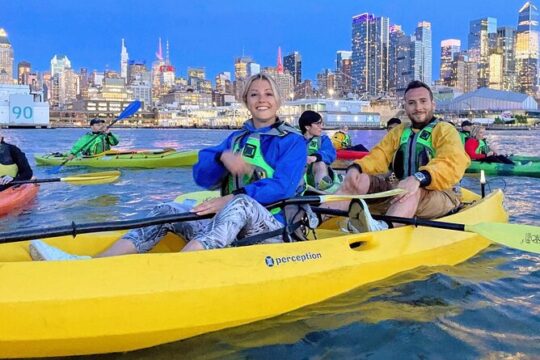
[123,194,284,252]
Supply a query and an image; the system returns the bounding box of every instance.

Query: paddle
[0,190,404,244]
[49,100,142,173]
[7,171,121,187]
[313,207,540,254]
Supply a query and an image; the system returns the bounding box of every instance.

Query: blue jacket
[307,135,336,165]
[194,119,307,207]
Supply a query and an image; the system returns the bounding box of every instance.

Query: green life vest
[307,136,322,155]
[392,120,439,180]
[459,131,469,145]
[475,139,490,154]
[223,122,301,196]
[0,142,18,177]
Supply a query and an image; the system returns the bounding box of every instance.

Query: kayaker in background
[326,80,470,232]
[465,125,514,164]
[299,110,338,191]
[331,125,369,152]
[29,73,308,261]
[65,118,119,160]
[386,117,401,132]
[0,135,33,191]
[459,120,472,144]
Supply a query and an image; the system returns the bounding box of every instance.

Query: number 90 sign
[11,106,33,120]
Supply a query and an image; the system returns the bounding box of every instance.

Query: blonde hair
[241,73,282,108]
[469,124,484,139]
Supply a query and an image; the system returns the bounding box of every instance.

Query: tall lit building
[50,55,71,77]
[388,25,406,95]
[317,69,336,97]
[215,72,233,94]
[247,62,261,77]
[284,51,302,85]
[468,17,497,88]
[440,39,461,86]
[496,26,516,91]
[415,21,432,85]
[234,56,251,100]
[0,28,14,84]
[336,50,352,96]
[515,1,539,95]
[17,61,31,85]
[351,13,389,96]
[120,38,129,82]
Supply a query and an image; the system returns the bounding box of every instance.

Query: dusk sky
[1,0,534,82]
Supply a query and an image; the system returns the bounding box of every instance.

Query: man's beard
[409,111,434,129]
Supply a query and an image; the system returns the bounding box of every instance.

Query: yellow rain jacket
[354,121,470,191]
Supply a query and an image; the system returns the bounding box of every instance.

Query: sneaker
[347,199,389,233]
[29,240,91,261]
[317,176,333,191]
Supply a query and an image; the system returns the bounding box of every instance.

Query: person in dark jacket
[0,134,33,191]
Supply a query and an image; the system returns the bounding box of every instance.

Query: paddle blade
[61,171,121,185]
[117,100,141,121]
[320,189,406,202]
[467,222,540,254]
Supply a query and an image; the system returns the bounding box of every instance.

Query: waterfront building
[496,26,517,91]
[160,89,213,108]
[120,39,129,83]
[129,83,152,109]
[316,69,336,98]
[515,1,540,96]
[17,61,31,85]
[415,21,432,85]
[468,17,497,88]
[336,50,352,97]
[284,51,302,86]
[440,39,461,86]
[0,28,14,84]
[50,55,71,77]
[0,83,50,127]
[215,72,233,95]
[351,13,389,96]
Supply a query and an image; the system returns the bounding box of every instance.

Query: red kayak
[0,184,39,217]
[336,149,369,160]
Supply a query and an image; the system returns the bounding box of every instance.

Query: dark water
[1,128,539,359]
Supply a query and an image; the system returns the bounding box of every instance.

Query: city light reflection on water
[1,128,539,359]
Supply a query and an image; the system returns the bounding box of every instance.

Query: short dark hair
[404,80,433,100]
[386,117,402,129]
[298,110,322,134]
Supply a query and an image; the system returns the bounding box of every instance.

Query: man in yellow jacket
[334,80,470,232]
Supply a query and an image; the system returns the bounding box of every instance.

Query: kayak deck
[34,148,199,168]
[0,190,507,358]
[0,184,39,217]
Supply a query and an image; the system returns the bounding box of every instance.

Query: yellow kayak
[0,189,507,358]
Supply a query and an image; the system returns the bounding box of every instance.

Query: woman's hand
[191,194,233,215]
[0,175,13,185]
[220,151,253,176]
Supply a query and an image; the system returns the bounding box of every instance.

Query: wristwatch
[413,171,427,186]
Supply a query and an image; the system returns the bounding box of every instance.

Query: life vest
[332,131,351,149]
[307,136,322,155]
[81,133,113,156]
[475,139,490,154]
[0,142,18,178]
[392,120,439,180]
[222,122,303,197]
[459,131,469,145]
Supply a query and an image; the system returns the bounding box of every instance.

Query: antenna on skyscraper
[277,46,284,74]
[166,40,170,65]
[156,37,163,61]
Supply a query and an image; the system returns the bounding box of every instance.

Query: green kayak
[466,158,540,178]
[35,148,198,169]
[509,155,540,162]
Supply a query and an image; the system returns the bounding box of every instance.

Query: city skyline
[1,0,534,82]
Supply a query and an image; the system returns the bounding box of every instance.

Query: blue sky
[0,0,533,82]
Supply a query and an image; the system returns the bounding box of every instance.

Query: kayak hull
[0,184,39,217]
[336,149,369,160]
[466,159,540,177]
[34,149,198,168]
[0,190,507,358]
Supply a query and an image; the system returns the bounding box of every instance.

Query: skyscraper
[415,21,432,85]
[17,61,31,85]
[388,25,406,95]
[336,50,352,96]
[468,17,497,88]
[120,39,129,82]
[515,1,539,95]
[440,39,461,86]
[50,55,71,77]
[0,28,14,84]
[284,51,302,85]
[496,26,516,91]
[351,13,389,96]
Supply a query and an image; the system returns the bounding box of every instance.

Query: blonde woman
[465,125,513,164]
[30,74,308,260]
